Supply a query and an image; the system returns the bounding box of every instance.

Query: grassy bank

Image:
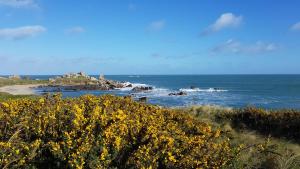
[0,78,47,87]
[0,92,38,101]
[0,95,299,168]
[180,105,300,168]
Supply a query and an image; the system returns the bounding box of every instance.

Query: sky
[0,0,300,75]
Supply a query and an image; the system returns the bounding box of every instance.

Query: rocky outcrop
[132,86,153,92]
[168,91,187,96]
[43,72,128,91]
[190,86,197,89]
[50,72,95,83]
[138,97,147,102]
[8,75,21,79]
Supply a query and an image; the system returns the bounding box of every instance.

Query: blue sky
[0,0,300,75]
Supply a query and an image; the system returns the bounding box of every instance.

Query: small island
[40,72,128,92]
[0,72,156,97]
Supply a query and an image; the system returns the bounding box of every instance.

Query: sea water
[29,75,300,109]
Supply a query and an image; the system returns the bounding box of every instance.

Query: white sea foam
[116,82,150,91]
[119,82,172,97]
[179,88,228,92]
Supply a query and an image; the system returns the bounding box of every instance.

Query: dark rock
[138,97,147,102]
[132,86,153,92]
[190,86,197,89]
[123,95,133,100]
[126,84,133,87]
[168,91,187,96]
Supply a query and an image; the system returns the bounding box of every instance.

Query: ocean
[29,75,300,109]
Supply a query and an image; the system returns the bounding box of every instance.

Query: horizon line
[1,73,300,76]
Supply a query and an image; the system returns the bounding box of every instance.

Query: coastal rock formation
[138,96,147,102]
[190,86,197,89]
[44,72,127,91]
[99,74,105,80]
[168,91,187,96]
[8,75,21,79]
[132,86,153,92]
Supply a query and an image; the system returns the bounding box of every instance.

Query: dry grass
[0,78,47,87]
[178,105,300,169]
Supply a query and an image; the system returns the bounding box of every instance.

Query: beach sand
[0,84,40,95]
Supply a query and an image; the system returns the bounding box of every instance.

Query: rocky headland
[40,72,128,92]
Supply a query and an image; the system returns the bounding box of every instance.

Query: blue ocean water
[30,75,300,109]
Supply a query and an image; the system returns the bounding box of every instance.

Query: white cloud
[290,22,300,31]
[0,25,46,40]
[0,0,38,8]
[202,13,243,35]
[66,26,85,34]
[212,39,277,55]
[148,20,165,31]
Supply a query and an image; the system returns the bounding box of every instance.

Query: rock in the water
[168,91,187,96]
[138,97,147,102]
[190,86,197,89]
[132,86,153,92]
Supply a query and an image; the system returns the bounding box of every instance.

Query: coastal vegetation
[0,77,47,88]
[0,94,299,168]
[46,72,126,90]
[0,94,239,168]
[0,92,37,101]
[181,105,300,168]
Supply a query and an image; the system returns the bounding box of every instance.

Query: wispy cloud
[212,39,277,55]
[65,26,85,34]
[0,25,46,40]
[290,22,300,31]
[147,20,165,31]
[202,13,243,35]
[0,0,39,8]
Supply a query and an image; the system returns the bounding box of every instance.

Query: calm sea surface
[27,75,300,109]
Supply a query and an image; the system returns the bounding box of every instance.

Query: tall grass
[180,105,300,169]
[0,78,47,87]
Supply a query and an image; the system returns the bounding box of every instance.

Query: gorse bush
[0,94,239,169]
[218,107,300,142]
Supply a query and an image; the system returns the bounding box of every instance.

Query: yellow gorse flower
[0,94,239,168]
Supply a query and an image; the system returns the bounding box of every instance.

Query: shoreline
[0,84,41,95]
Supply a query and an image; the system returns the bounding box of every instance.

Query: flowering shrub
[0,94,239,168]
[218,107,300,142]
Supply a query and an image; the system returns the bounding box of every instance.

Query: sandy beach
[0,84,40,95]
